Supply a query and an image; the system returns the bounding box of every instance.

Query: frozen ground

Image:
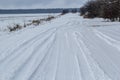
[0,13,120,80]
[0,14,58,34]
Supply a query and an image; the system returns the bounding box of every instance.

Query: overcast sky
[0,0,87,9]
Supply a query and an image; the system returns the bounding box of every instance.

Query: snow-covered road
[0,14,120,80]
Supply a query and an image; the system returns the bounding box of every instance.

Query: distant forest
[80,0,120,21]
[0,8,80,14]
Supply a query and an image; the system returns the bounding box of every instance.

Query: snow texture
[0,13,120,80]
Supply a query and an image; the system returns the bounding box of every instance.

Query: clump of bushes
[31,16,55,26]
[60,9,79,15]
[8,24,23,32]
[80,0,120,21]
[32,20,41,26]
[80,7,87,16]
[46,16,55,21]
[7,15,56,32]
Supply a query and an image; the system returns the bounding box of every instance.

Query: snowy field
[0,13,120,80]
[0,14,58,34]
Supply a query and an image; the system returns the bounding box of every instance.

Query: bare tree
[80,0,120,21]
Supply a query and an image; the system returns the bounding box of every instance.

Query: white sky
[0,0,88,9]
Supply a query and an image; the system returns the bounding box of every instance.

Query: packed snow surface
[0,13,120,80]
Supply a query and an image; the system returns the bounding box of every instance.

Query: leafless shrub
[8,24,23,32]
[23,22,27,28]
[80,0,120,21]
[7,15,56,32]
[45,16,55,21]
[32,20,41,26]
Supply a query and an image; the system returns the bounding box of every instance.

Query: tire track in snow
[0,14,120,80]
[29,32,58,80]
[0,27,57,58]
[74,31,112,80]
[0,29,57,80]
[0,28,56,63]
[65,31,84,80]
[52,30,73,80]
[93,29,120,51]
[75,27,120,80]
[12,31,56,80]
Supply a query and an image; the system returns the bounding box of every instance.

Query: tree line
[61,9,79,15]
[80,0,120,21]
